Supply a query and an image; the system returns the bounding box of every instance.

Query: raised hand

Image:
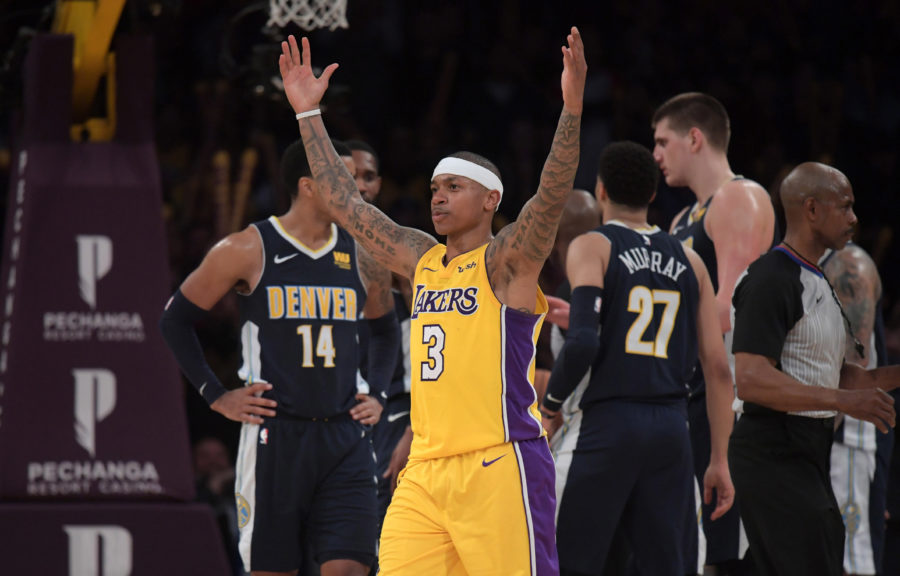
[278,35,339,115]
[560,26,587,114]
[210,381,278,424]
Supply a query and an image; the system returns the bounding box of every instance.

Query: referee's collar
[773,245,823,278]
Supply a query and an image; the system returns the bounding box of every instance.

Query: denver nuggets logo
[841,501,861,534]
[689,206,707,224]
[236,493,252,528]
[333,251,351,270]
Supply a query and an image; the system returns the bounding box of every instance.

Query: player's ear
[486,189,501,213]
[688,127,703,152]
[595,178,608,203]
[297,176,315,198]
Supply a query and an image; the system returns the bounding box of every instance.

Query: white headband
[432,157,504,202]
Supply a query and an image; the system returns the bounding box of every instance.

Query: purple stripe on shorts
[516,438,559,576]
[502,306,543,441]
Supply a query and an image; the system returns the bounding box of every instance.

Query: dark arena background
[0,0,898,574]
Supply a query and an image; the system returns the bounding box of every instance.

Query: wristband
[295,108,321,120]
[542,393,565,414]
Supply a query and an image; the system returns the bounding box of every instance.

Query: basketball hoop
[267,0,349,31]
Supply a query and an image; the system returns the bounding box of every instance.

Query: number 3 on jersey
[625,286,680,358]
[420,324,445,380]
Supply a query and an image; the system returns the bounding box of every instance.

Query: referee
[728,162,898,576]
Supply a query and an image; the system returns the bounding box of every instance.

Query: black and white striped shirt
[731,245,846,418]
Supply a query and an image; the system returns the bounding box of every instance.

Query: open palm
[560,26,587,114]
[278,35,339,115]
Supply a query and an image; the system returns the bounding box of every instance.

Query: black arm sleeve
[543,286,603,412]
[159,290,228,405]
[365,310,401,406]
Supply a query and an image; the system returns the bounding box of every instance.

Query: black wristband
[542,394,564,414]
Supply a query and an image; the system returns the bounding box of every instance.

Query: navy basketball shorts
[557,401,695,575]
[234,416,378,572]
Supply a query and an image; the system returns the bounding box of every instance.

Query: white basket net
[268,0,349,31]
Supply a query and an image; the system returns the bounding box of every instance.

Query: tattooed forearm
[512,109,581,264]
[302,122,357,212]
[297,118,437,279]
[358,247,395,314]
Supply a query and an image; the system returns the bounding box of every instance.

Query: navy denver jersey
[237,216,366,418]
[582,221,700,406]
[671,196,717,292]
[671,176,778,398]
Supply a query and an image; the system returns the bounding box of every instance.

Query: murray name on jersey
[266,285,358,321]
[410,285,479,320]
[617,245,688,283]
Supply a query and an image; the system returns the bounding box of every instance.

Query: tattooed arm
[486,27,587,309]
[353,245,400,424]
[278,36,436,281]
[827,244,900,396]
[823,243,881,366]
[359,245,395,320]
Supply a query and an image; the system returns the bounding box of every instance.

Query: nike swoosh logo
[482,454,507,467]
[422,267,438,272]
[274,253,298,264]
[386,411,410,423]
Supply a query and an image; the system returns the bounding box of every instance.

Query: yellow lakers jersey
[408,243,548,460]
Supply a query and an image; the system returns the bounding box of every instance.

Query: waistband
[273,411,352,423]
[742,402,835,428]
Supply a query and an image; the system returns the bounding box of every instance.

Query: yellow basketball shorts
[378,437,558,575]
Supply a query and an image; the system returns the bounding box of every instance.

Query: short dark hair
[596,141,659,208]
[651,92,731,152]
[345,139,380,172]
[448,151,502,181]
[332,138,352,158]
[281,140,311,197]
[281,139,353,198]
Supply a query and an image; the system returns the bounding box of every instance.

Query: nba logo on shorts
[76,235,112,309]
[260,428,268,445]
[64,525,133,576]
